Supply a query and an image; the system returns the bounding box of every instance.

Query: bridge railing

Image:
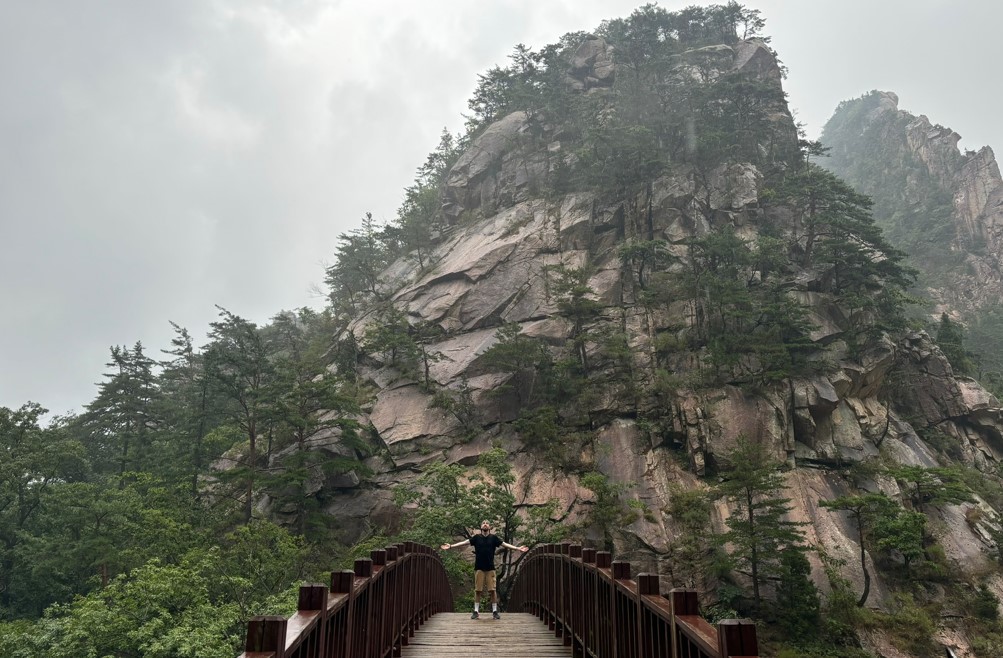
[239,541,452,658]
[509,543,759,658]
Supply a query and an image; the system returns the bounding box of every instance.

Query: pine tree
[361,304,422,378]
[776,159,915,330]
[889,465,973,512]
[204,307,272,523]
[664,485,715,590]
[159,322,219,499]
[715,437,807,608]
[325,212,391,317]
[383,129,459,268]
[80,342,161,483]
[935,313,975,376]
[481,323,553,406]
[820,493,925,606]
[547,265,603,374]
[775,546,821,641]
[262,309,365,538]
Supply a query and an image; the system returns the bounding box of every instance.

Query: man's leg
[490,590,500,618]
[472,571,483,618]
[488,571,500,619]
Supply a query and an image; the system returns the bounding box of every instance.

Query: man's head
[480,520,491,534]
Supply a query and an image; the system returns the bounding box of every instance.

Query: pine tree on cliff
[820,494,882,607]
[820,492,926,606]
[935,312,975,376]
[159,322,217,500]
[261,309,365,539]
[775,145,915,331]
[204,307,272,524]
[80,342,161,484]
[715,437,806,609]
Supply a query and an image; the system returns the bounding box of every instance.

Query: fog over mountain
[2,0,1001,416]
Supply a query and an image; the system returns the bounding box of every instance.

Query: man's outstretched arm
[501,541,529,552]
[440,539,469,550]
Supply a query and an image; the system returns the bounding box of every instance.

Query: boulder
[732,39,783,82]
[394,200,564,330]
[369,384,459,450]
[567,35,615,91]
[680,387,792,467]
[892,332,968,424]
[443,111,532,223]
[708,163,760,210]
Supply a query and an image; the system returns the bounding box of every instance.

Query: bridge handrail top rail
[676,614,720,654]
[283,610,322,654]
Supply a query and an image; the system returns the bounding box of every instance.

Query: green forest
[3,4,1003,657]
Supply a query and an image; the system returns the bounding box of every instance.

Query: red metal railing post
[636,573,659,658]
[354,558,373,658]
[401,543,414,643]
[403,541,415,635]
[582,548,597,656]
[568,544,583,655]
[560,543,572,646]
[386,545,401,657]
[546,545,557,632]
[425,543,432,619]
[370,549,387,657]
[245,616,287,658]
[542,545,551,622]
[718,619,759,657]
[670,588,699,658]
[612,560,632,658]
[596,551,612,657]
[330,570,355,658]
[298,583,329,658]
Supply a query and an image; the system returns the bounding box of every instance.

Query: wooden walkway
[400,612,572,657]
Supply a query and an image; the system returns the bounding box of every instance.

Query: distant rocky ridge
[822,90,1003,319]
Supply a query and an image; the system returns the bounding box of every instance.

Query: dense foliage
[0,309,365,655]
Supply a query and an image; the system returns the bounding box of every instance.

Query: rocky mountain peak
[822,90,1003,318]
[316,21,1003,656]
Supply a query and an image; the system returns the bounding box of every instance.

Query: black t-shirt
[469,533,503,571]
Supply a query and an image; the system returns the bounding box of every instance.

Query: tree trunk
[244,425,256,524]
[747,487,760,605]
[856,515,871,607]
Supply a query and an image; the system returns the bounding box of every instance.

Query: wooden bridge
[399,612,573,657]
[238,542,759,658]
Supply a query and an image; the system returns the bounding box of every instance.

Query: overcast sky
[2,1,1000,417]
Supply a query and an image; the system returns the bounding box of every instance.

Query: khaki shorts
[474,570,496,593]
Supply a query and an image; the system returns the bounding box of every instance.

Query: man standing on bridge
[441,520,528,619]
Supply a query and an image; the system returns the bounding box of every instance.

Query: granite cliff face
[270,37,1003,657]
[822,90,1003,319]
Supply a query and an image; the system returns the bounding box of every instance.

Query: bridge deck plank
[401,612,572,657]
